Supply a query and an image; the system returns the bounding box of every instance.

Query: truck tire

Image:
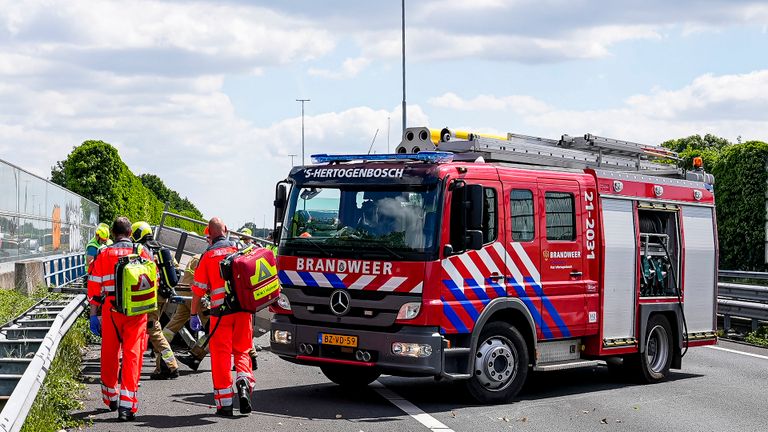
[321,365,380,388]
[628,314,673,383]
[465,322,529,404]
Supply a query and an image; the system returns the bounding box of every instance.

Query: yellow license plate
[319,333,358,347]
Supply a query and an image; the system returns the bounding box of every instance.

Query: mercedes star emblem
[329,289,351,316]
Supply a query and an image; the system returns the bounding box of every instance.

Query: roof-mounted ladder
[396,127,684,177]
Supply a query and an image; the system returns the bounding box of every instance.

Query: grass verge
[0,288,89,432]
[0,289,40,324]
[20,316,89,432]
[745,326,768,348]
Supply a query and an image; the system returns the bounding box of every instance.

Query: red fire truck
[270,127,718,403]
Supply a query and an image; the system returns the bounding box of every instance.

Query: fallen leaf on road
[600,418,608,424]
[278,422,283,426]
[451,411,457,418]
[616,420,623,423]
[335,414,343,419]
[517,417,527,423]
[582,410,590,414]
[633,406,639,410]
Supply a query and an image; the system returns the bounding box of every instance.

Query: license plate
[318,333,358,347]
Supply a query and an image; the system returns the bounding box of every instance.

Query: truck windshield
[281,185,440,260]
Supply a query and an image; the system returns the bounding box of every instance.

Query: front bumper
[270,316,443,377]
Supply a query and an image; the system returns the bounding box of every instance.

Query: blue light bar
[311,151,454,164]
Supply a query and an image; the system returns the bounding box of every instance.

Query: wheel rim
[646,324,669,373]
[473,335,518,391]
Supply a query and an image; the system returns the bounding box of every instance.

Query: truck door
[440,177,504,334]
[536,179,588,339]
[500,176,545,339]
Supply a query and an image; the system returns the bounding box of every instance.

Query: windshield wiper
[370,243,404,260]
[292,238,333,257]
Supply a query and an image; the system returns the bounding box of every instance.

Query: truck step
[443,347,470,357]
[440,372,471,380]
[534,360,601,372]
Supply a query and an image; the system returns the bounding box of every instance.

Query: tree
[50,140,204,228]
[711,141,768,271]
[139,174,203,219]
[661,134,731,171]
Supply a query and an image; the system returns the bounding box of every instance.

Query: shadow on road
[378,365,705,409]
[165,383,405,424]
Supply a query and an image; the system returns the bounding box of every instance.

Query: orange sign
[52,206,61,250]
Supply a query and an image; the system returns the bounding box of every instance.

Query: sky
[0,0,767,228]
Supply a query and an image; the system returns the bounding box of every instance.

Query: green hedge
[51,140,204,230]
[711,141,768,271]
[662,136,768,271]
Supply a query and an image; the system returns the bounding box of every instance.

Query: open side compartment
[637,204,681,297]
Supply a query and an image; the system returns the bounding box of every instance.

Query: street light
[296,99,310,165]
[288,154,297,167]
[401,0,407,134]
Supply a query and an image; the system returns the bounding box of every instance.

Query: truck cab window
[511,189,534,242]
[483,188,497,243]
[545,192,575,241]
[448,185,497,252]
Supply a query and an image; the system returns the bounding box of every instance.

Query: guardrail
[718,270,768,332]
[43,253,86,290]
[0,293,86,432]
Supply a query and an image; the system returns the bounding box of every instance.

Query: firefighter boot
[177,354,202,372]
[117,408,135,422]
[216,406,234,417]
[237,380,252,414]
[150,360,180,380]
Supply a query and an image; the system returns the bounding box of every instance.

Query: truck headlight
[273,330,292,344]
[392,342,433,358]
[276,293,291,311]
[396,302,421,320]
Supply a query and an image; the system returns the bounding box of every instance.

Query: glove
[89,315,101,336]
[190,314,203,332]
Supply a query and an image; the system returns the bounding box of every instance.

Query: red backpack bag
[220,245,280,313]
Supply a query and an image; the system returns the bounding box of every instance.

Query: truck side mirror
[465,230,483,250]
[273,182,290,243]
[466,184,484,230]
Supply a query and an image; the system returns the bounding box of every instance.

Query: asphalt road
[74,337,768,432]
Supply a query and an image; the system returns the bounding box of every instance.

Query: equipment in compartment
[638,208,679,297]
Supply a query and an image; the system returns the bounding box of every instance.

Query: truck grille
[283,286,420,328]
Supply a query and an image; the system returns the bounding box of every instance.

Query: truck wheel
[465,322,529,404]
[321,365,380,388]
[628,314,673,383]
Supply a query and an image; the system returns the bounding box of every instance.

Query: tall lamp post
[401,0,406,134]
[288,153,297,167]
[296,99,310,165]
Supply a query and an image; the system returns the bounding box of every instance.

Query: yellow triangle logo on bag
[250,257,276,286]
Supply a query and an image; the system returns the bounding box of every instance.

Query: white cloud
[0,57,428,226]
[249,0,768,64]
[429,70,768,144]
[308,57,372,79]
[429,92,551,114]
[0,0,336,76]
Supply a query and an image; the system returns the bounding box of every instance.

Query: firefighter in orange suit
[190,217,255,417]
[87,217,154,422]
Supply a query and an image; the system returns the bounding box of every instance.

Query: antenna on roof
[367,129,380,155]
